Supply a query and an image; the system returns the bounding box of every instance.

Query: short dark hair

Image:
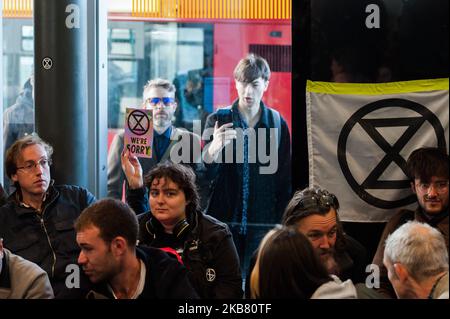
[406,147,449,182]
[144,163,200,218]
[281,186,346,252]
[257,226,331,299]
[75,198,139,248]
[5,134,53,179]
[233,53,271,83]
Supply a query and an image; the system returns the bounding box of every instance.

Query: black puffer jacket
[0,184,96,298]
[127,187,243,299]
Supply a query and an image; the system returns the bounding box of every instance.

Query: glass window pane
[106,11,292,283]
[2,19,35,193]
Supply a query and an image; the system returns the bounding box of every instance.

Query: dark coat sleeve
[81,188,97,208]
[126,187,149,215]
[209,225,243,299]
[150,249,199,299]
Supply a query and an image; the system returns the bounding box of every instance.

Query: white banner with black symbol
[306,78,449,222]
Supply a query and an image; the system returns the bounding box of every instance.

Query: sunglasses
[146,97,175,107]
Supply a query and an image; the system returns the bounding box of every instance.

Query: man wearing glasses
[107,78,202,201]
[372,147,449,298]
[0,134,96,298]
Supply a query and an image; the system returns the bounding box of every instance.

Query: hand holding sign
[121,148,144,189]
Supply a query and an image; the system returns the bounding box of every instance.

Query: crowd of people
[0,54,448,299]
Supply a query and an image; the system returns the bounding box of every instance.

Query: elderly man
[384,221,448,299]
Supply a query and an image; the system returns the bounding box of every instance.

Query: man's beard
[318,248,340,276]
[153,113,170,128]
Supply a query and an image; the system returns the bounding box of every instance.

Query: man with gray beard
[107,78,202,201]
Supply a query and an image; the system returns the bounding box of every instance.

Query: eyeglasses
[16,158,51,173]
[416,181,449,194]
[145,97,175,108]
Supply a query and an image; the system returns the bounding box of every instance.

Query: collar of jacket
[9,181,59,216]
[143,209,202,245]
[86,247,150,299]
[230,100,272,129]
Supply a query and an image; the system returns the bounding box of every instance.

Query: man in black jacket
[0,134,96,298]
[75,198,198,299]
[202,54,292,277]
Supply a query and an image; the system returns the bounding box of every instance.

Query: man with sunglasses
[373,147,449,298]
[0,134,96,298]
[107,78,202,202]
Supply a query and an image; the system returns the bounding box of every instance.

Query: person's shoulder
[54,184,90,194]
[138,246,182,269]
[5,248,46,277]
[137,212,152,229]
[53,184,95,202]
[264,105,288,123]
[205,110,220,121]
[197,211,231,236]
[343,233,365,250]
[0,197,18,216]
[386,208,416,227]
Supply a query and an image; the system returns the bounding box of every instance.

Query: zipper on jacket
[38,209,57,278]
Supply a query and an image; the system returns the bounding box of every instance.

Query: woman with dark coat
[122,151,243,299]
